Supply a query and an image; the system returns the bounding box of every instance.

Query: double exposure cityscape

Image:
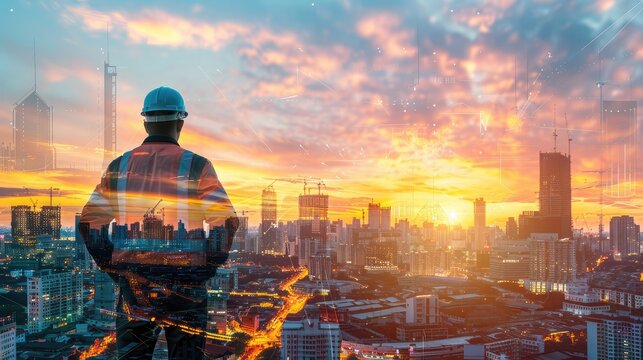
[0,1,641,359]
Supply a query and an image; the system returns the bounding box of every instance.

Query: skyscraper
[103,59,117,168]
[13,92,54,171]
[27,269,83,333]
[539,152,572,239]
[39,205,61,239]
[298,190,329,267]
[233,213,248,251]
[368,202,381,229]
[11,205,36,246]
[473,198,487,250]
[381,206,391,230]
[261,185,277,253]
[609,215,640,256]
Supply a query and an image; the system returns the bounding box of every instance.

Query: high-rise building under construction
[298,188,329,267]
[261,186,278,252]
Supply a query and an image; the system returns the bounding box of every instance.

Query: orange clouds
[357,13,415,59]
[19,1,637,231]
[65,5,249,51]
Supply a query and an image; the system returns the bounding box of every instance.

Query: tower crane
[48,186,60,206]
[144,199,163,218]
[267,176,325,194]
[581,170,605,240]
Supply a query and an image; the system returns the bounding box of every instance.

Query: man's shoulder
[106,155,124,172]
[183,150,213,177]
[184,150,210,164]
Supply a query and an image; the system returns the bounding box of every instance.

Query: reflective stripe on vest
[117,151,132,225]
[177,150,195,224]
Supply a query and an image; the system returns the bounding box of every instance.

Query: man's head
[141,86,188,141]
[143,116,184,140]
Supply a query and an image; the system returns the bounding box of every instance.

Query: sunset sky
[0,0,642,230]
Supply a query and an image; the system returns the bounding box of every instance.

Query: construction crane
[267,176,325,195]
[22,187,37,211]
[582,170,606,240]
[144,199,163,218]
[48,186,60,207]
[29,198,38,212]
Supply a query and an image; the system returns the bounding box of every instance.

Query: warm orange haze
[0,2,641,230]
[0,1,641,360]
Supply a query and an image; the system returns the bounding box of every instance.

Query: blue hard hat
[141,86,188,121]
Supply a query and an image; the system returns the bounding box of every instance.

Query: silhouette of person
[81,86,238,359]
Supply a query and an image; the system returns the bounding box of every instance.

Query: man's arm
[196,161,239,262]
[79,160,119,270]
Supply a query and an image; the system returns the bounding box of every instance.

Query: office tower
[281,316,341,360]
[526,233,576,293]
[539,152,572,239]
[103,58,117,168]
[93,270,116,324]
[603,101,638,198]
[261,185,277,253]
[0,315,16,360]
[27,269,83,333]
[406,295,439,324]
[13,84,54,171]
[609,215,640,256]
[473,198,486,249]
[473,198,489,270]
[505,217,518,240]
[587,313,642,360]
[298,189,329,267]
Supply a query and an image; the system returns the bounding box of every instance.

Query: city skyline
[1,2,641,359]
[0,1,642,230]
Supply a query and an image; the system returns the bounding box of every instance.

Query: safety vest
[80,136,238,286]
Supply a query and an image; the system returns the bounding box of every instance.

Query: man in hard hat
[80,86,238,359]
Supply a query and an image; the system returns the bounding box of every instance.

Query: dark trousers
[116,280,209,359]
[116,318,207,360]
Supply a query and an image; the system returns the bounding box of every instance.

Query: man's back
[80,86,237,360]
[82,135,237,286]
